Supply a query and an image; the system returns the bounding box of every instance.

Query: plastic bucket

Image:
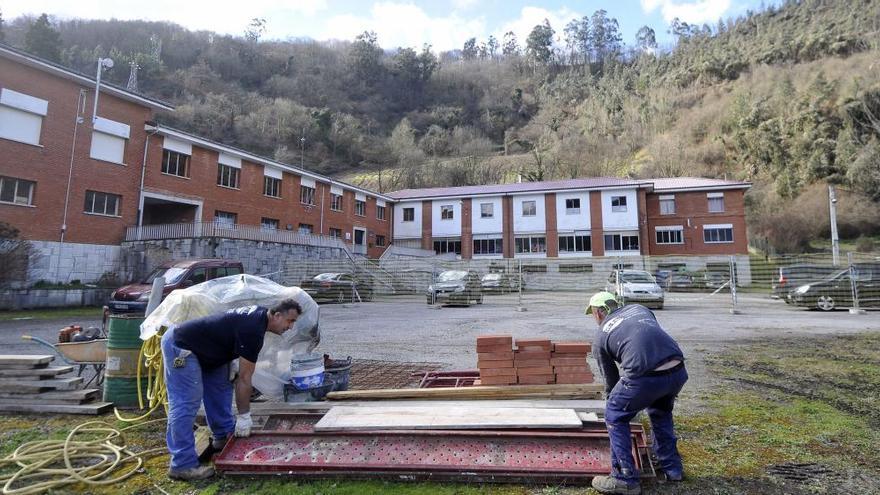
[325,356,352,392]
[290,352,324,390]
[283,375,336,403]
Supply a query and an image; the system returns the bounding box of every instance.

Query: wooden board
[0,376,83,392]
[249,399,607,416]
[0,355,54,367]
[0,388,99,402]
[314,405,582,431]
[0,366,75,377]
[0,402,113,415]
[327,383,604,401]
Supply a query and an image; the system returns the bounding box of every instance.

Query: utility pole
[300,128,305,169]
[829,185,840,266]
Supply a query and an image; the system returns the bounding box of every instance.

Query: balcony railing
[125,222,350,250]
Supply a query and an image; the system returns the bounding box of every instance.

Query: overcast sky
[3,1,777,51]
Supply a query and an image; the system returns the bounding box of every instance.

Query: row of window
[403,193,728,223]
[1,175,120,215]
[434,233,636,256]
[654,225,734,244]
[222,213,386,246]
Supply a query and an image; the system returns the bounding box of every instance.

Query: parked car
[427,270,483,306]
[108,259,243,314]
[300,272,373,303]
[772,264,840,299]
[702,271,730,291]
[667,273,697,292]
[788,264,880,311]
[605,270,664,310]
[481,272,520,293]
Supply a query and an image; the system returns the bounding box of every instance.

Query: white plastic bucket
[290,352,324,390]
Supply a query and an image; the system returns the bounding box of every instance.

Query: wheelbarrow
[21,335,107,388]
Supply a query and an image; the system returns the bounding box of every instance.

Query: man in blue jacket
[161,299,302,480]
[586,291,688,495]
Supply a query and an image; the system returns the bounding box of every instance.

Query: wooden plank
[327,383,604,401]
[314,405,583,431]
[0,402,113,415]
[0,366,75,377]
[0,355,54,367]
[0,389,99,401]
[0,383,52,394]
[0,376,83,392]
[0,397,86,405]
[247,399,608,416]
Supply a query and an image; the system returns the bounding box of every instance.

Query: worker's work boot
[211,435,229,451]
[662,469,684,482]
[591,475,641,495]
[168,464,215,481]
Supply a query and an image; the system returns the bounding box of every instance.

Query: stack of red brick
[475,335,593,386]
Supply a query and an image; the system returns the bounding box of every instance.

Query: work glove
[234,412,252,437]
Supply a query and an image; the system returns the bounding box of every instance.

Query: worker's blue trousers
[604,366,688,485]
[161,328,235,470]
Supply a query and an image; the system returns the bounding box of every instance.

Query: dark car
[787,264,880,311]
[667,273,696,292]
[772,264,840,299]
[300,272,374,303]
[108,259,243,314]
[427,270,483,306]
[481,272,520,293]
[702,271,730,291]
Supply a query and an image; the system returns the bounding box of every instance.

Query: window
[84,190,120,216]
[261,217,279,230]
[559,264,593,273]
[565,198,581,215]
[162,150,190,177]
[403,207,415,222]
[559,233,591,253]
[300,185,316,205]
[355,199,366,216]
[655,226,684,244]
[214,211,237,226]
[90,131,126,164]
[330,194,343,211]
[708,193,725,213]
[441,205,454,220]
[0,176,35,206]
[522,201,536,217]
[329,227,342,239]
[515,235,546,254]
[611,196,627,212]
[0,89,47,146]
[473,238,503,255]
[433,238,462,255]
[299,223,313,234]
[480,203,494,218]
[376,235,386,247]
[217,164,240,189]
[604,233,639,251]
[377,205,386,220]
[264,177,281,198]
[704,225,734,243]
[659,195,675,215]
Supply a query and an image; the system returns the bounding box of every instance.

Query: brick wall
[544,193,558,257]
[589,191,605,257]
[646,190,749,255]
[461,198,473,259]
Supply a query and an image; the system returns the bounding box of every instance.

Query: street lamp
[300,128,305,168]
[92,57,114,123]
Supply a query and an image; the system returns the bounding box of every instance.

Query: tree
[502,31,519,56]
[525,19,554,68]
[486,35,499,60]
[564,17,590,65]
[635,26,657,52]
[244,17,266,43]
[25,14,62,62]
[589,10,622,62]
[349,31,384,86]
[462,37,478,60]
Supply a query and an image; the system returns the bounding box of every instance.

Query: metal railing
[125,222,350,250]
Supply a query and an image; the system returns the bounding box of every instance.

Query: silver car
[606,269,665,310]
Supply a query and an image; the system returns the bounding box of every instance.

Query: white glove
[234,412,252,437]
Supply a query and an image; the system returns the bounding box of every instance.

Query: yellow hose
[0,418,166,495]
[115,329,168,422]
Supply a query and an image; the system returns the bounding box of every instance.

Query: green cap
[585,291,618,315]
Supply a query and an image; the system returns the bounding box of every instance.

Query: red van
[107,259,243,314]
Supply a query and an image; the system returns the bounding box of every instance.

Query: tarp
[140,274,320,399]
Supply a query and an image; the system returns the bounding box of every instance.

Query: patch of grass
[0,307,104,321]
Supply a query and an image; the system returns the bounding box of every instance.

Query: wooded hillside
[2,0,879,252]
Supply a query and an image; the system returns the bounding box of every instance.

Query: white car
[605,270,665,310]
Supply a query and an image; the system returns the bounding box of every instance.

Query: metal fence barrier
[282,252,880,314]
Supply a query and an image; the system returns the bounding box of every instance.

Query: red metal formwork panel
[215,421,652,483]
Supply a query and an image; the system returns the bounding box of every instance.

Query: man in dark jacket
[161,299,302,480]
[586,291,687,495]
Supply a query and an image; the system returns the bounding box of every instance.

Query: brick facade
[645,189,748,255]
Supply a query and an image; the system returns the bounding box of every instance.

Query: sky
[2,1,777,51]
